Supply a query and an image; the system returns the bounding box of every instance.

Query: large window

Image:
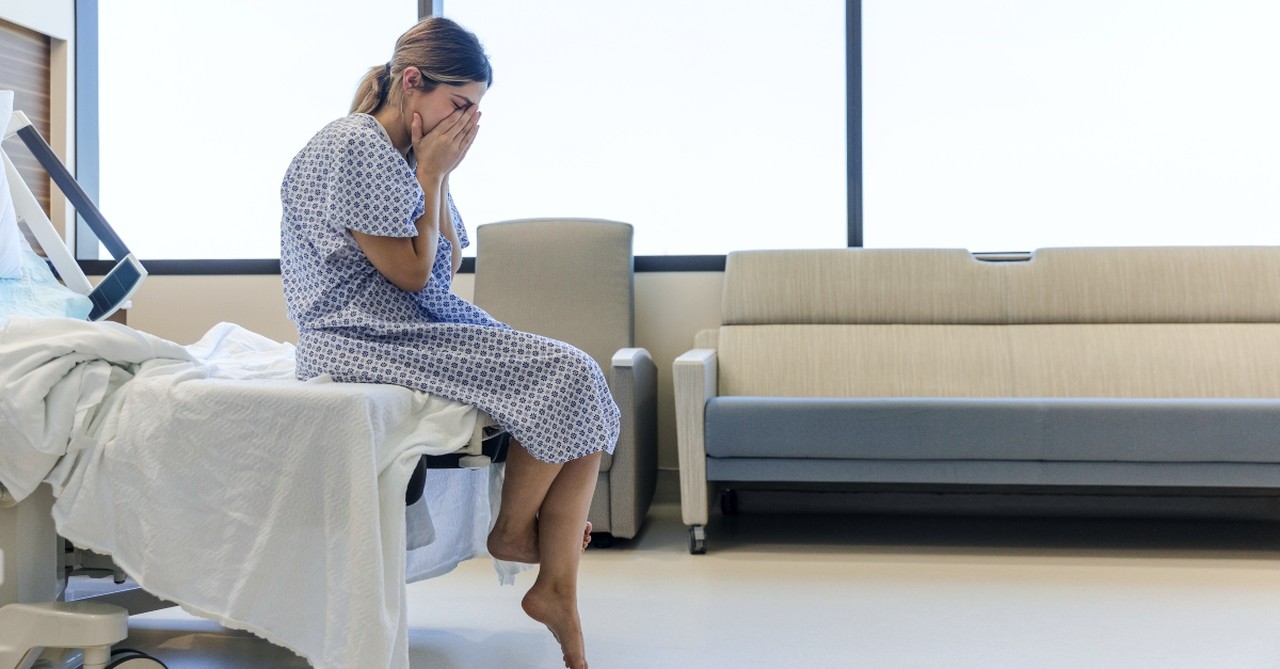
[86,2,1280,265]
[441,0,848,256]
[861,0,1280,250]
[89,0,846,261]
[95,0,417,259]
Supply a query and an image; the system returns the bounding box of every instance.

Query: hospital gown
[280,113,619,463]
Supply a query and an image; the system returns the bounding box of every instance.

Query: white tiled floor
[112,501,1280,668]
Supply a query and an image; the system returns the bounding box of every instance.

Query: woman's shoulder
[293,114,381,159]
[314,113,388,148]
[286,114,401,188]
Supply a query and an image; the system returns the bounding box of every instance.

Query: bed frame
[1,104,165,669]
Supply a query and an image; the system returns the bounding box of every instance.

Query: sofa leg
[720,489,739,516]
[688,525,706,555]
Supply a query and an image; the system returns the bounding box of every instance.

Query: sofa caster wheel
[688,526,706,555]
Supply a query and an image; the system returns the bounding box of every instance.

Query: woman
[279,17,618,669]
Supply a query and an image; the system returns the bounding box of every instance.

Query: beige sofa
[674,247,1280,553]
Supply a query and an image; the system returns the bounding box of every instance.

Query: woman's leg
[522,450,601,669]
[488,441,596,562]
[488,442,560,563]
[488,442,602,669]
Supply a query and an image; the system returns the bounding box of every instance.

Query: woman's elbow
[389,269,430,293]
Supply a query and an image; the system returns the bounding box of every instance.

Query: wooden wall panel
[0,17,53,222]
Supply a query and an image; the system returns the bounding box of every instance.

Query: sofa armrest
[605,348,659,539]
[673,348,717,527]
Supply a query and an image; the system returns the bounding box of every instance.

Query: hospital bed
[1,100,515,669]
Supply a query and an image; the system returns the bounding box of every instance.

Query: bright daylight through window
[94,0,846,259]
[94,2,1280,260]
[96,0,418,259]
[440,0,847,256]
[861,0,1280,251]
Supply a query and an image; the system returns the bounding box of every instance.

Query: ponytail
[350,63,393,115]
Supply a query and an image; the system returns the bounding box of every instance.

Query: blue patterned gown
[280,114,619,463]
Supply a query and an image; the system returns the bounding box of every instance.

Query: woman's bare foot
[489,520,595,563]
[523,582,588,669]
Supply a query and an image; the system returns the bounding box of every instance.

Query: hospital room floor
[104,499,1280,668]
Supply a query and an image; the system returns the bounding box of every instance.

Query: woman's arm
[352,109,478,292]
[352,175,443,293]
[438,178,463,276]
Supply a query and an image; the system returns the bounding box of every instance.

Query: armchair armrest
[605,347,658,539]
[673,348,717,527]
[610,347,650,369]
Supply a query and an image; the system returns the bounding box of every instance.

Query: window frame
[74,0,861,275]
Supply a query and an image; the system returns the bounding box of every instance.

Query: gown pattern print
[280,113,619,463]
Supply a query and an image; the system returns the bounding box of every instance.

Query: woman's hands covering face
[412,107,480,179]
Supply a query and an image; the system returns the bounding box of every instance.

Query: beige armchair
[473,218,658,542]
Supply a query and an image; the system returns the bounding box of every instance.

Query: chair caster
[688,525,706,555]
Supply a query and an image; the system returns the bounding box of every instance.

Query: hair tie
[377,62,393,104]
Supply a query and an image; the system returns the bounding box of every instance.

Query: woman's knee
[556,344,606,381]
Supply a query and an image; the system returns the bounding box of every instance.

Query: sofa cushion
[721,248,1006,326]
[703,457,1280,488]
[717,323,1280,398]
[717,324,1014,397]
[1004,247,1280,324]
[721,246,1280,326]
[704,397,1280,464]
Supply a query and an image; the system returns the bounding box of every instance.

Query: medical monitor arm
[3,110,146,320]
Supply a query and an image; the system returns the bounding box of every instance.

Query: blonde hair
[350,17,492,115]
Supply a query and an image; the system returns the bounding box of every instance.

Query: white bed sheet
[0,317,516,669]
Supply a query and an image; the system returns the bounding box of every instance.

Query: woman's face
[402,69,488,134]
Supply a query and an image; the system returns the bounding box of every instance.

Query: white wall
[1,0,73,39]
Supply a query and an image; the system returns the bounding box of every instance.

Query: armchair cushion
[473,219,633,367]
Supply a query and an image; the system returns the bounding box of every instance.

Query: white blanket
[0,317,513,669]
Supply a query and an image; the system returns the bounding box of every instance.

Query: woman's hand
[412,109,480,181]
